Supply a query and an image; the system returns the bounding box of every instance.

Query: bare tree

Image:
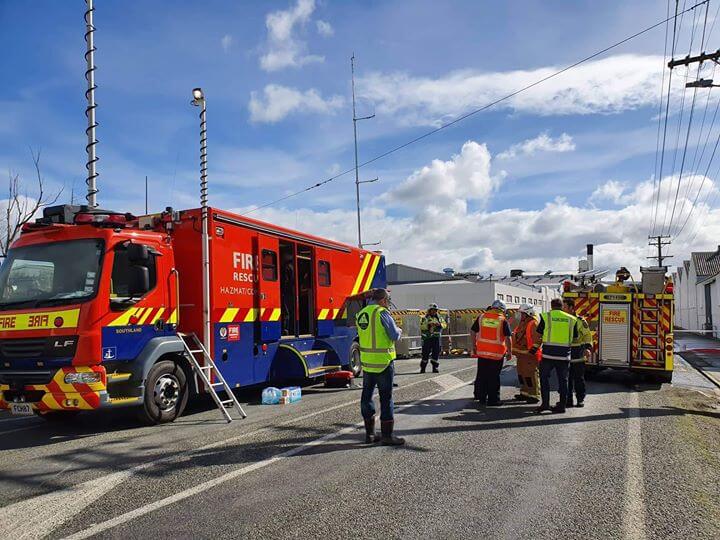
[2,150,62,257]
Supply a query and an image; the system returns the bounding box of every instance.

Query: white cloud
[498,132,575,160]
[240,142,720,277]
[316,20,334,37]
[259,0,324,71]
[221,34,233,52]
[380,141,504,213]
[248,84,344,123]
[357,54,679,126]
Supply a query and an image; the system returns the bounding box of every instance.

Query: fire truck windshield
[0,239,104,310]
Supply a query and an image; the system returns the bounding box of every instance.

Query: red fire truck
[0,205,385,423]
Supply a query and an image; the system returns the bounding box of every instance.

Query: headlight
[64,372,102,384]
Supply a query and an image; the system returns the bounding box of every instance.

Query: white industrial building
[673,248,720,335]
[386,264,564,312]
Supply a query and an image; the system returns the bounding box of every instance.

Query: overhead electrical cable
[244,0,709,215]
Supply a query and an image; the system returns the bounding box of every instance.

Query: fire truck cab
[0,205,385,423]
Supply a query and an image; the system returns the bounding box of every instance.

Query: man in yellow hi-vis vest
[356,288,404,446]
[563,297,593,408]
[531,298,578,414]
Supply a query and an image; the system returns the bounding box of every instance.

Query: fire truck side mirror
[129,266,151,297]
[127,243,150,264]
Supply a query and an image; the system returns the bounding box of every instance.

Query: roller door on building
[599,303,631,365]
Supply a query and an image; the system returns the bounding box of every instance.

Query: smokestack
[587,244,594,271]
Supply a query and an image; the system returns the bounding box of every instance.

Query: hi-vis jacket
[538,309,578,361]
[356,304,397,373]
[420,314,447,339]
[570,316,593,363]
[513,315,541,362]
[473,311,509,361]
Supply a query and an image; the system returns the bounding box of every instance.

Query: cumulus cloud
[221,34,233,52]
[259,0,324,71]
[380,141,504,213]
[589,180,629,205]
[248,84,344,123]
[242,162,720,277]
[357,54,680,126]
[497,132,575,160]
[316,20,334,37]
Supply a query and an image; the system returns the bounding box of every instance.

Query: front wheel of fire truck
[137,359,189,425]
[347,342,362,378]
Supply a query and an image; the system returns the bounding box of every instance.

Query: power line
[245,0,709,215]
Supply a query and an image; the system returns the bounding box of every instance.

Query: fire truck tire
[347,342,362,378]
[39,411,81,422]
[138,359,189,425]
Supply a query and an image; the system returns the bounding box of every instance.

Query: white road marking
[63,379,471,540]
[0,365,475,539]
[623,391,647,540]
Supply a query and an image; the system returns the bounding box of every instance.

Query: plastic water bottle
[262,387,282,405]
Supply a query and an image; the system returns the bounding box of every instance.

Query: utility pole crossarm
[647,235,673,267]
[668,49,720,68]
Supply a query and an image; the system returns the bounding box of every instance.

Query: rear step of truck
[178,332,248,423]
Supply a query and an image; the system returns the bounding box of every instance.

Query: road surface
[0,354,719,539]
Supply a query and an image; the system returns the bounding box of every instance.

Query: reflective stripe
[360,347,395,353]
[542,353,572,361]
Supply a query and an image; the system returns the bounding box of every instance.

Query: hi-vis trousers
[516,352,540,400]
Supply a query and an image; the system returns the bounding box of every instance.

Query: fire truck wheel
[347,342,362,378]
[138,360,189,425]
[39,411,81,422]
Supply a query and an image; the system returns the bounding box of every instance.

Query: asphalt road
[1,355,719,540]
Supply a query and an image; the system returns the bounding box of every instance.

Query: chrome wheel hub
[154,374,180,410]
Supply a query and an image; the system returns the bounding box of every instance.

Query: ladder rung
[211,382,225,387]
[188,349,203,354]
[220,399,234,405]
[199,366,213,371]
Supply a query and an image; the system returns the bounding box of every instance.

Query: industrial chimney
[586,244,594,271]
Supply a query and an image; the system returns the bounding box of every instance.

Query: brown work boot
[363,417,379,444]
[380,420,405,446]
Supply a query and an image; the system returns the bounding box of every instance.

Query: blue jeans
[540,358,569,407]
[361,362,395,421]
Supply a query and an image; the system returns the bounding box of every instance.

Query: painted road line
[65,378,472,539]
[623,391,647,540]
[0,365,476,539]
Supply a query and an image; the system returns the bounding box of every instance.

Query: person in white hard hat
[420,303,447,373]
[512,303,541,403]
[471,299,513,406]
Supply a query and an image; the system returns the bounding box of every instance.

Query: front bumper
[0,366,107,412]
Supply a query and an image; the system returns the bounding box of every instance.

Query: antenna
[145,175,148,214]
[351,54,377,248]
[84,0,99,207]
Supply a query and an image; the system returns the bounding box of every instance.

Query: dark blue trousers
[361,362,395,421]
[540,358,569,408]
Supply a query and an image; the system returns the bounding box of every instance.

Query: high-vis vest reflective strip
[541,310,576,360]
[474,311,508,361]
[356,304,396,373]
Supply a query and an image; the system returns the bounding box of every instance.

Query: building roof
[386,263,458,285]
[691,251,720,278]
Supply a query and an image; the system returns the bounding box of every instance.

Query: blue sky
[2,0,720,273]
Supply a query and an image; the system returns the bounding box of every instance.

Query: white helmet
[428,303,439,310]
[518,303,535,315]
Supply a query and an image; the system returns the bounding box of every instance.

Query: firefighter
[420,303,447,373]
[563,298,592,408]
[531,298,579,414]
[471,300,513,406]
[356,288,405,446]
[512,303,541,403]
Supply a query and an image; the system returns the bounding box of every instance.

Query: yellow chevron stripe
[137,308,154,325]
[108,307,140,327]
[168,309,178,324]
[220,308,239,323]
[270,308,281,321]
[244,308,265,322]
[318,309,329,320]
[361,255,381,292]
[351,254,373,295]
[150,308,166,324]
[331,308,339,319]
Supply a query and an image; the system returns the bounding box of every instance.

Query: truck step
[106,372,132,383]
[301,349,328,356]
[307,365,341,376]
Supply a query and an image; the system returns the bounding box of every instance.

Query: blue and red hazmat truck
[0,205,386,423]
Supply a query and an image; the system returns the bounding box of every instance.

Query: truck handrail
[170,267,180,327]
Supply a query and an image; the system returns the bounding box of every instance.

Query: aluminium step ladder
[178,332,247,422]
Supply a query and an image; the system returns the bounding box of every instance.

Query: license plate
[10,403,33,416]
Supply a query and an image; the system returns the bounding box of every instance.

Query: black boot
[363,417,379,444]
[432,364,439,373]
[380,420,405,446]
[420,363,426,374]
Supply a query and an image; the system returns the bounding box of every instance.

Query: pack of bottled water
[280,386,302,404]
[261,387,282,405]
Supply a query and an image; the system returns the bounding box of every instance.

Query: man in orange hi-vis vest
[513,304,541,403]
[471,300,513,406]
